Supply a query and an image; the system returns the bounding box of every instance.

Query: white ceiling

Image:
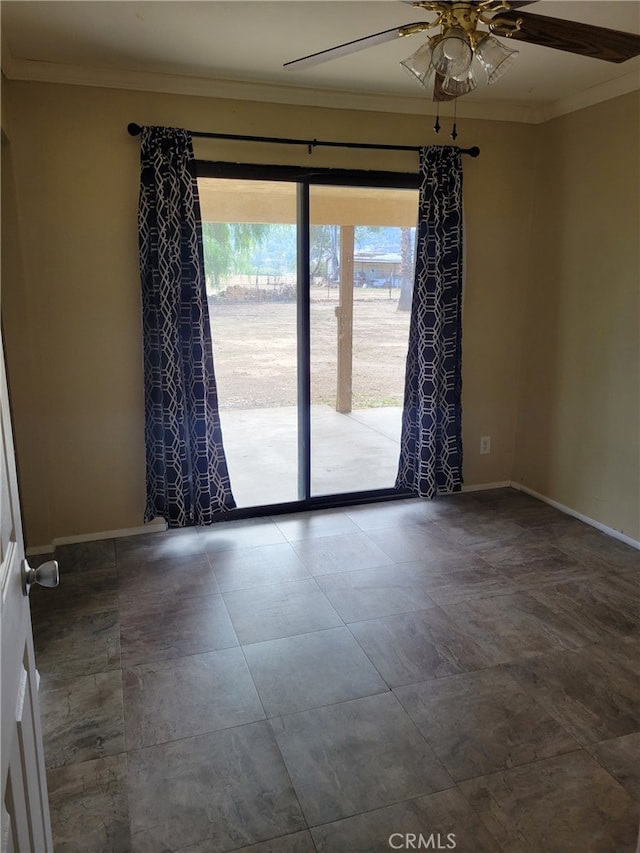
[2,1,639,121]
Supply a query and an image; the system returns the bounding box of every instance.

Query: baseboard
[26,484,639,555]
[462,481,511,493]
[510,482,640,551]
[25,518,168,557]
[25,545,59,557]
[25,490,516,554]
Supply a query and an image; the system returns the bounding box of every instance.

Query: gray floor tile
[505,637,640,744]
[480,538,580,568]
[480,540,594,588]
[118,553,220,611]
[34,609,121,685]
[484,501,562,526]
[196,517,287,552]
[400,555,516,604]
[31,566,119,619]
[619,569,640,589]
[244,627,388,716]
[54,538,116,573]
[527,574,640,639]
[311,787,500,852]
[223,830,316,853]
[315,564,437,622]
[432,515,536,552]
[120,592,238,667]
[549,527,640,573]
[395,668,579,780]
[127,722,305,852]
[270,692,453,825]
[211,542,311,591]
[459,750,639,853]
[116,529,204,564]
[40,670,124,768]
[31,491,640,853]
[588,731,640,802]
[511,509,591,537]
[123,647,265,749]
[366,523,473,564]
[440,591,601,665]
[47,754,130,853]
[291,531,392,576]
[115,527,203,566]
[348,608,493,687]
[344,499,443,531]
[223,578,343,645]
[467,488,542,513]
[274,509,361,541]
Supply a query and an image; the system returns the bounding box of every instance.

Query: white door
[0,331,54,852]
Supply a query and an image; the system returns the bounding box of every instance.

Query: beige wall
[8,76,635,548]
[513,92,640,541]
[2,103,54,544]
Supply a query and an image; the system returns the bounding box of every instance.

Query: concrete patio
[219,405,403,507]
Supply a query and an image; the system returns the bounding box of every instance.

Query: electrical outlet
[480,435,491,455]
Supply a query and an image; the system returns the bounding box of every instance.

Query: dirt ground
[209,288,411,409]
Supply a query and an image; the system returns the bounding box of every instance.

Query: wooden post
[336,225,354,413]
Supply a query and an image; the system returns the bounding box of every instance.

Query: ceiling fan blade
[399,0,538,6]
[283,21,430,69]
[490,10,640,63]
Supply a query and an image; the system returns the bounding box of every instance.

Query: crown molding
[3,51,636,126]
[539,69,640,122]
[2,54,548,123]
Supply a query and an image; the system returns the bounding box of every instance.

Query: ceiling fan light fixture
[475,34,519,85]
[431,27,473,79]
[400,38,437,88]
[442,67,479,97]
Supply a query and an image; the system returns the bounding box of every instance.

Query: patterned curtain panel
[395,145,464,498]
[138,126,236,526]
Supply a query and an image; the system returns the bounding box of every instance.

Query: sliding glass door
[309,185,416,496]
[198,178,299,507]
[197,170,418,511]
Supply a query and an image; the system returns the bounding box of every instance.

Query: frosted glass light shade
[400,39,437,89]
[431,27,473,79]
[475,34,519,84]
[442,67,478,97]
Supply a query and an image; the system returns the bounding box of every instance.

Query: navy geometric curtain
[138,126,236,526]
[395,145,464,498]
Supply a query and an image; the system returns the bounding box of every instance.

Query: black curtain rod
[126,123,480,158]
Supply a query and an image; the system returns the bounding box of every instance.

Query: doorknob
[21,559,59,597]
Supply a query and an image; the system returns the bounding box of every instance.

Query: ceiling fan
[284,1,640,101]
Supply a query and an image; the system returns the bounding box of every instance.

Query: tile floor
[30,488,640,852]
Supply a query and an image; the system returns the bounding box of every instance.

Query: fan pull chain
[451,99,458,141]
[433,100,441,134]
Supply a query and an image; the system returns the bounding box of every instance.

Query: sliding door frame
[196,160,418,520]
[296,182,311,502]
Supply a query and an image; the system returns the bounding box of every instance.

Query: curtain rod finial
[467,146,480,158]
[128,123,142,136]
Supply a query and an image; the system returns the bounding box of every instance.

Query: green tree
[309,224,339,280]
[202,222,270,290]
